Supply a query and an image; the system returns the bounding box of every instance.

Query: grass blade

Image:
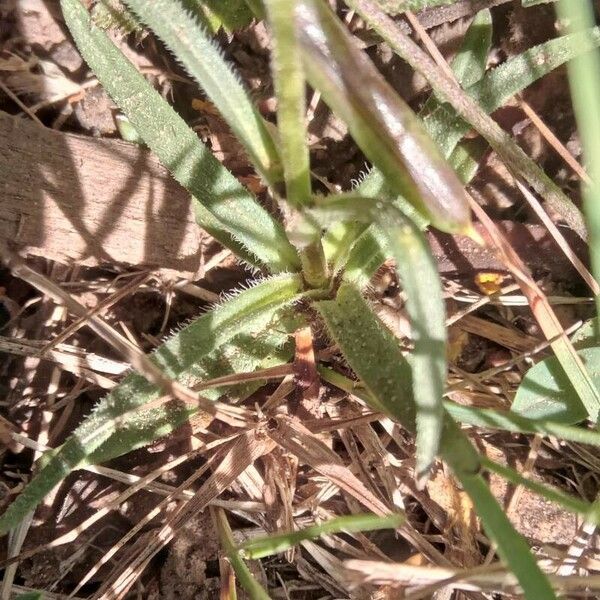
[378,209,446,484]
[295,0,472,234]
[213,508,271,600]
[264,0,310,206]
[0,274,304,534]
[239,513,404,559]
[556,1,600,318]
[456,471,557,599]
[316,284,557,600]
[122,0,281,185]
[61,0,300,273]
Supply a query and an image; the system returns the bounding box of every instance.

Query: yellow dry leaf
[191,98,220,115]
[474,271,505,295]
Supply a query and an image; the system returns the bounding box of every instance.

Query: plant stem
[556,0,600,317]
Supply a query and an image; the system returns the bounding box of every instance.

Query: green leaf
[239,513,404,559]
[185,0,255,33]
[445,401,600,446]
[424,25,600,160]
[61,0,299,273]
[348,0,592,239]
[264,0,311,206]
[511,347,600,424]
[296,0,472,234]
[91,0,142,35]
[556,1,600,319]
[455,471,557,600]
[316,284,557,600]
[378,209,446,484]
[122,0,280,185]
[0,274,304,534]
[14,593,43,600]
[372,0,461,13]
[214,508,271,600]
[421,8,492,115]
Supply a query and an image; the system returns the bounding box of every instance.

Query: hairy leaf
[0,275,304,534]
[317,284,557,600]
[62,0,299,273]
[123,0,280,184]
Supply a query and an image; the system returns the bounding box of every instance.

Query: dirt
[0,1,597,599]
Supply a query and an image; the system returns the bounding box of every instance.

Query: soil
[0,1,598,599]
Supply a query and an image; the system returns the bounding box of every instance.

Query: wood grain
[0,111,206,279]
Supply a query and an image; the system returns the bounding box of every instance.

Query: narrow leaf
[456,472,557,599]
[61,0,300,273]
[239,513,404,559]
[421,8,492,115]
[317,284,557,600]
[264,0,311,205]
[122,0,280,184]
[0,275,304,534]
[214,508,271,600]
[336,11,491,282]
[378,209,446,484]
[556,1,600,318]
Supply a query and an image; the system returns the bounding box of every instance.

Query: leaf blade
[0,274,304,534]
[316,284,557,600]
[61,0,300,273]
[122,0,281,184]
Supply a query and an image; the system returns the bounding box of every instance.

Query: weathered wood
[0,111,588,283]
[0,111,206,279]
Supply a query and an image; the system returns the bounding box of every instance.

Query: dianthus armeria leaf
[61,0,299,273]
[316,283,557,600]
[295,0,472,235]
[379,209,446,484]
[0,274,305,535]
[263,0,311,206]
[122,0,281,185]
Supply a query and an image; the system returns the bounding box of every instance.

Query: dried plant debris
[2,1,600,599]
